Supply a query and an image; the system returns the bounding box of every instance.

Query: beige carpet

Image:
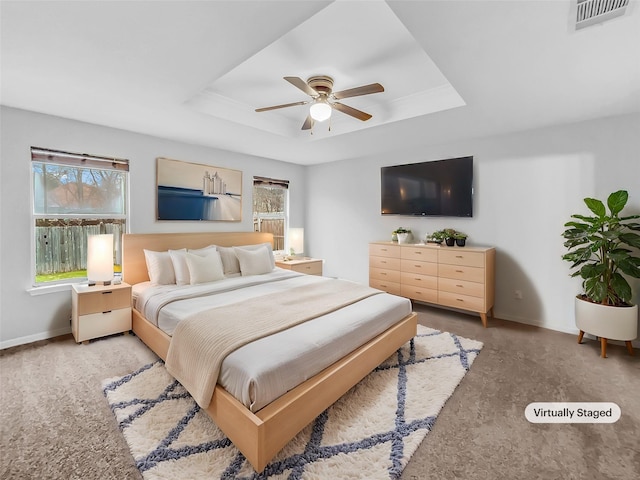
[1,304,639,479]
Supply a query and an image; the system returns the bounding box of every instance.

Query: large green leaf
[620,232,640,249]
[615,256,640,279]
[611,273,632,303]
[581,263,605,279]
[571,214,598,224]
[585,277,606,303]
[584,198,606,217]
[607,190,628,216]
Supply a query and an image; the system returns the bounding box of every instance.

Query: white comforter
[134,270,412,412]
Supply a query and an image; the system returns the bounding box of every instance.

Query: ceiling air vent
[575,0,630,29]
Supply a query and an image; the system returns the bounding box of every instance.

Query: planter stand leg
[577,331,584,344]
[600,338,607,358]
[626,341,634,356]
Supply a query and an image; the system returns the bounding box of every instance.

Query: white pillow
[234,245,274,276]
[217,246,241,275]
[188,244,217,256]
[168,249,189,286]
[219,243,275,275]
[143,249,176,285]
[186,251,224,285]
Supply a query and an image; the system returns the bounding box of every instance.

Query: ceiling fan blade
[301,115,314,130]
[255,100,308,112]
[332,102,372,121]
[284,76,318,97]
[332,83,384,100]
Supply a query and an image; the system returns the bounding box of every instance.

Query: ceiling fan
[255,76,384,130]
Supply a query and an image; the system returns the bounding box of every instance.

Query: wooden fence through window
[35,220,124,274]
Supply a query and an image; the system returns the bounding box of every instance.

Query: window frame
[30,147,130,288]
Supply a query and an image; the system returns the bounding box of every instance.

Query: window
[252,176,288,252]
[31,147,129,285]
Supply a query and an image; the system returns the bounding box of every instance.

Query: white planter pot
[575,296,638,341]
[397,233,411,244]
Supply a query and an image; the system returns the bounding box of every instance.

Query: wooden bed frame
[122,231,417,472]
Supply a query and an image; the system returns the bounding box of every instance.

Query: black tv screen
[381,156,473,217]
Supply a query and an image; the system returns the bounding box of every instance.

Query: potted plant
[394,227,412,244]
[426,230,446,244]
[454,231,468,247]
[562,190,640,358]
[444,228,456,247]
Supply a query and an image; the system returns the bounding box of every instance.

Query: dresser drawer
[369,243,401,258]
[401,285,438,304]
[439,277,485,298]
[401,247,438,262]
[369,278,402,296]
[370,267,401,283]
[438,250,485,268]
[76,288,131,315]
[369,255,401,270]
[400,259,437,276]
[438,263,485,283]
[75,307,131,343]
[290,261,322,275]
[400,272,438,289]
[438,291,485,312]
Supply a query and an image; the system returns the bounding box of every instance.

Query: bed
[122,231,417,472]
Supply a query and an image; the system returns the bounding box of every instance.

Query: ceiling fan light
[309,102,332,122]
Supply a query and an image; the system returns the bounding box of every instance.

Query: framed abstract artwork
[156,157,242,221]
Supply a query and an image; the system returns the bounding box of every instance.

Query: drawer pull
[414,264,421,268]
[414,277,421,281]
[455,270,464,273]
[456,298,464,302]
[414,251,422,255]
[381,260,387,264]
[380,272,387,276]
[456,284,464,288]
[102,310,112,314]
[102,291,112,295]
[455,255,463,258]
[381,248,387,252]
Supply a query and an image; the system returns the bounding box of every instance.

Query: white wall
[2,107,639,348]
[0,106,306,348]
[306,113,640,342]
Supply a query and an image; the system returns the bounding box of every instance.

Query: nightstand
[71,282,132,344]
[276,257,323,276]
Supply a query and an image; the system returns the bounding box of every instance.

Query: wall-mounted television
[381,156,473,217]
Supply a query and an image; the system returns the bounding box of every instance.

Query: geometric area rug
[102,325,482,480]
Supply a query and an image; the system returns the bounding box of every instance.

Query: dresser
[71,282,132,343]
[369,242,495,327]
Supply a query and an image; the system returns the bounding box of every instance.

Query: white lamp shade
[87,234,114,283]
[288,228,304,255]
[309,102,332,122]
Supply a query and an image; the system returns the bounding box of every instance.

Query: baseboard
[496,311,640,348]
[0,326,71,350]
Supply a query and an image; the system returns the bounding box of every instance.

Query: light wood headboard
[122,232,274,285]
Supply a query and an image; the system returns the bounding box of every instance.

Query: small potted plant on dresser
[444,228,456,246]
[394,227,412,244]
[454,231,468,247]
[426,230,446,244]
[562,190,640,358]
